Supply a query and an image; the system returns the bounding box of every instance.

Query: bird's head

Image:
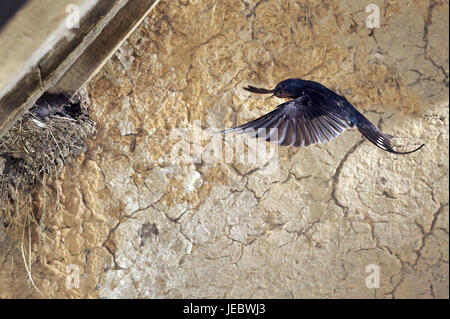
[272,78,305,98]
[243,78,306,99]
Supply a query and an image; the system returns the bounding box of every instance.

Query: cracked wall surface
[0,0,448,298]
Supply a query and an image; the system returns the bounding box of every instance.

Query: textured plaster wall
[0,0,448,298]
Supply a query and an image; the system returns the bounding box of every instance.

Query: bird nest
[0,88,95,242]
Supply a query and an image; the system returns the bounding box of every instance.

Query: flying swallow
[219,78,424,154]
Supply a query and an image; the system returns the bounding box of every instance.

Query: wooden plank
[0,0,117,138]
[0,0,159,139]
[50,0,160,95]
[0,0,89,95]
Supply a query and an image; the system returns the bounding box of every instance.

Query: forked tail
[354,112,424,154]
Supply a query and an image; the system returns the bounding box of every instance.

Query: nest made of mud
[0,88,95,214]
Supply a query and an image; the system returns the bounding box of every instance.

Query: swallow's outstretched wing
[219,88,350,147]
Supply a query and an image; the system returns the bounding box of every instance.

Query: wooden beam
[50,0,160,95]
[0,0,159,139]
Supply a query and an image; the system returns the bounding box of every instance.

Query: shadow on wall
[0,0,28,31]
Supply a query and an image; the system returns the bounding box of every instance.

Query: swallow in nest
[29,92,82,119]
[219,78,424,154]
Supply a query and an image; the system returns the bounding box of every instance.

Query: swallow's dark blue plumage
[220,78,424,154]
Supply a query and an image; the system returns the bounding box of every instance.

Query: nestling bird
[219,78,424,154]
[30,92,81,119]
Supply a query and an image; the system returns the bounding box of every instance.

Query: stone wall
[1,0,448,298]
